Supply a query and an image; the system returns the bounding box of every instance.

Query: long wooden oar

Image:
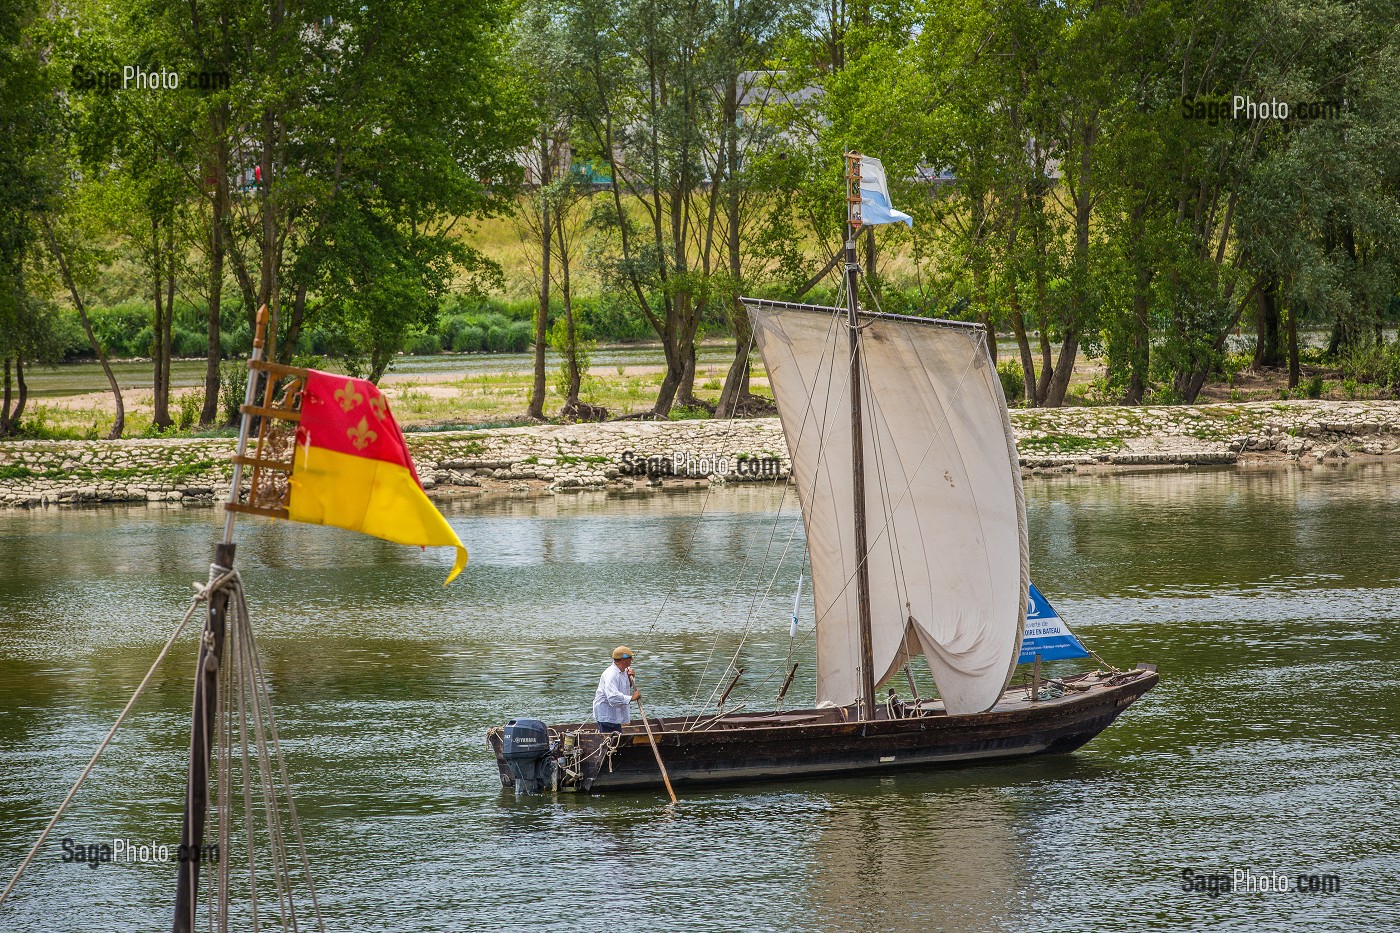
[634,690,678,804]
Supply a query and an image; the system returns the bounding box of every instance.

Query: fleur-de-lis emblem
[368,392,388,421]
[347,417,378,451]
[334,380,364,413]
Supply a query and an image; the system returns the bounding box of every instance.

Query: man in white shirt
[593,646,640,733]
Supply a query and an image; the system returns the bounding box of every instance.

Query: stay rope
[0,568,233,908]
[0,569,325,933]
[681,279,853,722]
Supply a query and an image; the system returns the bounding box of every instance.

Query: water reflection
[1,462,1397,930]
[811,782,1025,933]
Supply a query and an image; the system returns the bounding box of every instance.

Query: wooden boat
[488,668,1157,792]
[487,152,1156,795]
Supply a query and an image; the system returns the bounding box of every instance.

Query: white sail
[746,300,1028,715]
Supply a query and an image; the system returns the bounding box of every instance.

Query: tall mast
[845,152,877,721]
[172,306,267,932]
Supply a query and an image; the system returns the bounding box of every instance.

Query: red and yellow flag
[288,370,467,583]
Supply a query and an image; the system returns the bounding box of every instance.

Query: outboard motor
[501,718,556,793]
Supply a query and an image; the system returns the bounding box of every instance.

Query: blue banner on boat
[1019,584,1090,664]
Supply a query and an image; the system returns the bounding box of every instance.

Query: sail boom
[740,297,986,332]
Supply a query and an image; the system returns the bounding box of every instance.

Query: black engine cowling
[501,718,555,793]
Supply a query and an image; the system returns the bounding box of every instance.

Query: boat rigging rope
[683,290,855,723]
[0,567,236,909]
[640,327,760,644]
[217,574,324,933]
[0,567,325,932]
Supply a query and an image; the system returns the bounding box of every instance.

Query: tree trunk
[1030,190,1052,405]
[1008,278,1035,407]
[715,72,754,419]
[559,211,580,409]
[13,357,27,429]
[201,202,223,426]
[677,321,701,409]
[283,283,307,361]
[716,301,753,418]
[159,227,176,427]
[1,359,11,436]
[1036,328,1053,405]
[13,355,26,428]
[43,220,124,437]
[530,133,550,421]
[210,104,256,327]
[652,298,685,417]
[1287,294,1300,389]
[1044,332,1079,407]
[1122,272,1152,404]
[1179,283,1257,403]
[970,198,995,364]
[0,356,29,435]
[152,216,172,430]
[1252,277,1283,369]
[1046,112,1094,409]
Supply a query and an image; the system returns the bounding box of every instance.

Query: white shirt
[593,663,634,725]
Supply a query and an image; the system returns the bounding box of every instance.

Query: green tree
[561,0,739,416]
[0,0,61,436]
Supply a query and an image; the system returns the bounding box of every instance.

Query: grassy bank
[13,352,764,440]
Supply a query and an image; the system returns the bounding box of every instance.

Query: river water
[0,463,1396,931]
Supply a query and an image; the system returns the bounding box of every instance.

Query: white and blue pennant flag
[1018,583,1090,664]
[857,155,914,227]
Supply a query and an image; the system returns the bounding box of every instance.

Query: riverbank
[2,399,1398,508]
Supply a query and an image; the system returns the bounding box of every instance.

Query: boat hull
[488,668,1157,793]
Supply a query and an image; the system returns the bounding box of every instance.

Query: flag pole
[221,305,269,546]
[173,305,266,932]
[844,152,877,722]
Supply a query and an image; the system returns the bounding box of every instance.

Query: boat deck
[547,668,1141,737]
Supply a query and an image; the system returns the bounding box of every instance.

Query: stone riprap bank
[2,400,1398,508]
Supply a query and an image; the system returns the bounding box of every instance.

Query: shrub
[577,293,653,343]
[221,324,252,357]
[177,392,201,430]
[406,332,441,356]
[173,328,207,358]
[1221,351,1250,385]
[219,362,246,425]
[10,406,88,441]
[484,325,510,352]
[507,320,534,352]
[304,327,355,358]
[452,326,486,352]
[1337,340,1400,388]
[1305,374,1324,399]
[88,302,150,356]
[130,325,154,358]
[52,310,93,360]
[996,360,1025,404]
[440,314,472,346]
[548,317,594,398]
